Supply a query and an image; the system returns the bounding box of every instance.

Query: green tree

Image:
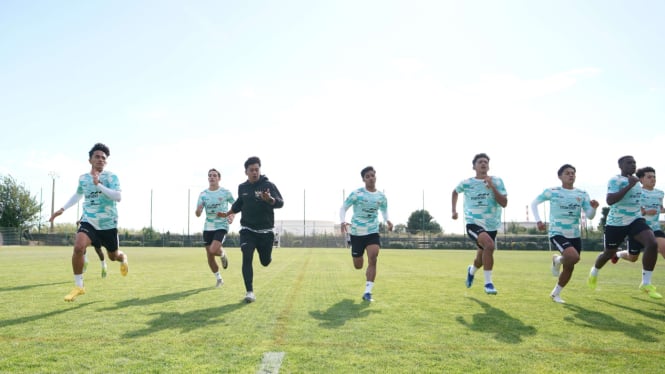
[393,223,407,234]
[0,175,41,229]
[507,221,527,234]
[406,209,442,234]
[142,226,161,241]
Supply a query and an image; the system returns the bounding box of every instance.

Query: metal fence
[1,227,605,251]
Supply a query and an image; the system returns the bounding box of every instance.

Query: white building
[274,220,336,236]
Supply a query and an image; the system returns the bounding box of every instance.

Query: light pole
[39,187,43,233]
[49,171,58,232]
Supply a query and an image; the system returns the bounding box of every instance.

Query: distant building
[499,221,538,233]
[274,220,336,236]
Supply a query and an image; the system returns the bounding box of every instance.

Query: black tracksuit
[230,175,283,292]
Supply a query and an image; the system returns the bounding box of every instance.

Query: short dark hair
[636,166,655,178]
[618,155,633,166]
[361,166,375,178]
[557,164,576,176]
[89,143,110,159]
[244,156,261,170]
[472,153,489,165]
[208,168,220,177]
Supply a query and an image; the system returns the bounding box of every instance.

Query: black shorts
[627,229,665,254]
[203,229,228,246]
[465,224,497,249]
[350,233,381,258]
[550,236,582,254]
[604,218,651,253]
[78,222,119,252]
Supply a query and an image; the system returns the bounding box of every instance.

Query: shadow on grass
[598,298,665,323]
[0,302,97,328]
[0,281,69,293]
[563,302,660,342]
[309,299,378,328]
[455,297,536,343]
[123,302,245,338]
[97,287,209,311]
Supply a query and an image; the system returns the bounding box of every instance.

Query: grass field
[1,246,665,373]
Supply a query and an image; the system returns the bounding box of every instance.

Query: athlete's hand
[261,189,276,204]
[49,208,64,222]
[91,170,100,185]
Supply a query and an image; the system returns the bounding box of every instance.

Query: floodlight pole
[48,171,58,232]
[39,188,43,233]
[422,189,425,242]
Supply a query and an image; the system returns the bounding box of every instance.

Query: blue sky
[1,1,664,235]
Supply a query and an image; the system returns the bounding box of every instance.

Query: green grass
[1,246,665,373]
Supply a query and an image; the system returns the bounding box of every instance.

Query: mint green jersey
[455,176,507,231]
[78,171,120,230]
[533,187,594,238]
[606,175,642,226]
[341,187,389,236]
[641,188,664,231]
[197,188,235,231]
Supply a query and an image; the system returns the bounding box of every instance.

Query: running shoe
[484,283,498,295]
[587,273,597,290]
[551,255,561,277]
[550,294,565,304]
[221,251,229,269]
[362,292,374,302]
[244,291,256,303]
[639,284,663,299]
[101,263,107,279]
[465,265,474,288]
[120,257,129,276]
[216,278,224,288]
[64,287,85,302]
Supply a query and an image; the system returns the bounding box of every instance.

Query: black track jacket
[231,175,284,230]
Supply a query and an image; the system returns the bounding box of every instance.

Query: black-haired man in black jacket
[224,156,283,303]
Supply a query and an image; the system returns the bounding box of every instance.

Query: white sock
[84,254,88,263]
[642,270,653,285]
[483,270,493,284]
[590,267,599,276]
[101,260,107,267]
[74,274,84,288]
[551,284,563,296]
[365,281,374,293]
[215,271,222,280]
[617,250,628,259]
[469,265,479,275]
